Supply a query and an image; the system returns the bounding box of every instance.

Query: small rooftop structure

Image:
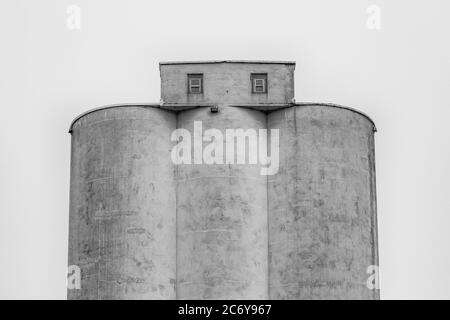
[159,60,296,109]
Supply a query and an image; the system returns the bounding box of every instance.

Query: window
[251,73,268,93]
[188,74,203,94]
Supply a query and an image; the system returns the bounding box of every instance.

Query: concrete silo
[68,106,177,299]
[267,104,378,300]
[176,106,268,299]
[68,61,379,300]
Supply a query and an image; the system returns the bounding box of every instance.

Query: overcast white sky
[1,0,449,299]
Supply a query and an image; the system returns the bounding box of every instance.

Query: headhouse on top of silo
[159,60,296,109]
[68,59,379,300]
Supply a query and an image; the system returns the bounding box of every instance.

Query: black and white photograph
[1,0,449,308]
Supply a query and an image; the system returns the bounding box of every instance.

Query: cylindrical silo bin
[267,104,378,300]
[176,106,268,299]
[68,106,177,299]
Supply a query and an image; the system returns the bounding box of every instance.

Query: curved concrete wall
[267,105,378,299]
[68,107,177,299]
[176,107,268,299]
[69,103,378,300]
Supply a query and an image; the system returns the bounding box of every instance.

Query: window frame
[188,74,203,94]
[251,73,268,94]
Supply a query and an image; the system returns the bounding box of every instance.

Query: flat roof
[159,60,296,66]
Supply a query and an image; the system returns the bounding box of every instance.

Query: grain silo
[268,104,378,300]
[68,61,378,299]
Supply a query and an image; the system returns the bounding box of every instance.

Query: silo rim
[292,102,377,132]
[68,102,377,133]
[68,103,162,133]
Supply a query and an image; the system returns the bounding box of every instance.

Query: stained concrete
[68,107,177,299]
[267,105,378,299]
[69,103,378,300]
[176,107,268,299]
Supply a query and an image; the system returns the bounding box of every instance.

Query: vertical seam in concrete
[265,111,270,299]
[175,111,179,300]
[293,105,303,298]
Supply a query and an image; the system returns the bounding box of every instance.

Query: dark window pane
[188,74,203,94]
[251,73,268,93]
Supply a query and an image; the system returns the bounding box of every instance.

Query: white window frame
[251,73,268,93]
[188,75,203,94]
[253,78,266,93]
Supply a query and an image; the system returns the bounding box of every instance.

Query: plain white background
[1,0,449,299]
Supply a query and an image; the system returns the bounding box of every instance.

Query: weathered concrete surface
[176,106,268,299]
[68,102,378,300]
[267,105,378,299]
[160,61,295,106]
[68,106,177,299]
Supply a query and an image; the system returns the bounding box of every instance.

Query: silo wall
[68,106,177,299]
[68,103,378,300]
[267,105,378,299]
[176,106,268,299]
